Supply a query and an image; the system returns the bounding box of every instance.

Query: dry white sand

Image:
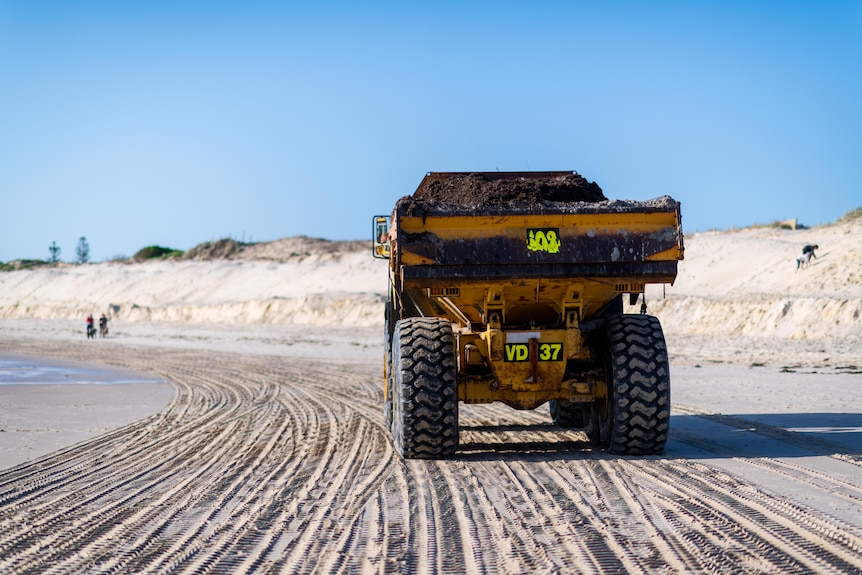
[645,221,862,340]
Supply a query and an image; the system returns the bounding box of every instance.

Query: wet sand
[0,353,174,470]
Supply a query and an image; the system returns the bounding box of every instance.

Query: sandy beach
[1,222,861,574]
[0,319,382,471]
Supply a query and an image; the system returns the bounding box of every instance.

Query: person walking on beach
[86,314,95,339]
[98,314,108,338]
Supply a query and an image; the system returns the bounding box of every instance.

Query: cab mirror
[372,216,390,259]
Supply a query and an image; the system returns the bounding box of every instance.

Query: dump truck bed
[391,172,683,286]
[394,195,682,282]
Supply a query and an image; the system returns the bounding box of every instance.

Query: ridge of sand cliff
[0,239,386,327]
[644,220,861,339]
[1,223,860,338]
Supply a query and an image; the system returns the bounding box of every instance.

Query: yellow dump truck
[373,171,684,459]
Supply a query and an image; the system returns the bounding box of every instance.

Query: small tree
[76,236,90,264]
[49,241,61,263]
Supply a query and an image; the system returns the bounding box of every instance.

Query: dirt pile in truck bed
[395,172,682,216]
[396,172,607,214]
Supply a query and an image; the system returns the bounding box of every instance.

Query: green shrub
[132,245,184,261]
[183,238,247,259]
[0,259,49,271]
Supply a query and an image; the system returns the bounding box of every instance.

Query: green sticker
[526,228,561,254]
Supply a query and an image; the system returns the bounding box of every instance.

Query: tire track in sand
[1,337,861,574]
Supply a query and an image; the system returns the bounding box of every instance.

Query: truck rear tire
[383,314,393,431]
[391,317,459,459]
[548,399,586,428]
[587,314,670,455]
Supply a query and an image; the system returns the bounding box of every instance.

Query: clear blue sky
[2,1,860,263]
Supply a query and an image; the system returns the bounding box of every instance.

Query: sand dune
[646,220,862,339]
[0,246,387,326]
[1,221,860,340]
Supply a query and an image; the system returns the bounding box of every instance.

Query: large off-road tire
[586,314,670,455]
[391,317,459,459]
[383,312,393,431]
[548,399,586,428]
